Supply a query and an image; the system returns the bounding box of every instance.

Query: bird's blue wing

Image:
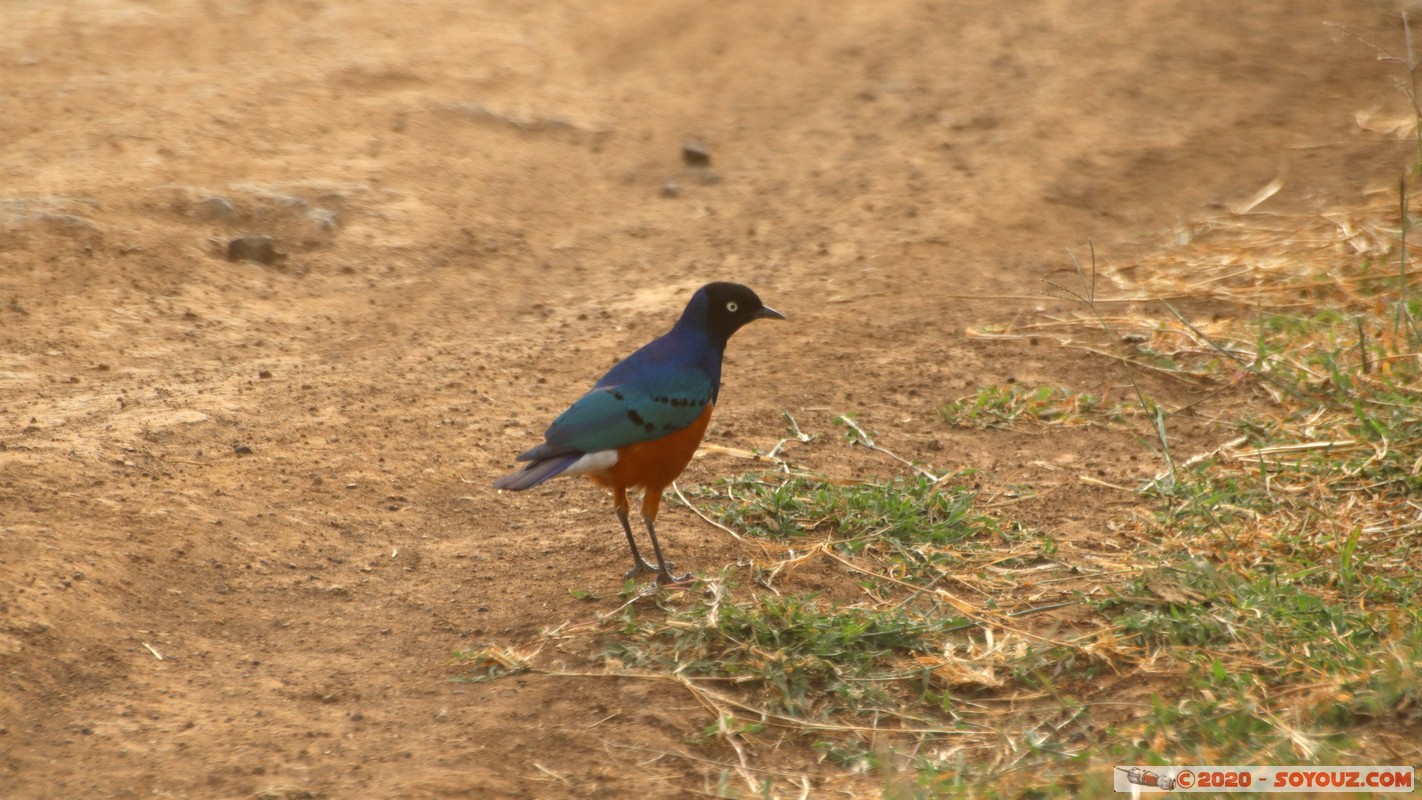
[517,366,713,460]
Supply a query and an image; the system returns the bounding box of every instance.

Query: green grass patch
[941,384,1131,429]
[710,475,986,543]
[607,584,975,719]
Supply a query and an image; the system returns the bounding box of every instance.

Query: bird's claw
[625,560,692,586]
[655,566,693,586]
[623,559,660,581]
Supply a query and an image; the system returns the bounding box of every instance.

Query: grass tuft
[941,384,1132,430]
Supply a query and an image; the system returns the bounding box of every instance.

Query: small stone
[258,370,272,379]
[660,180,680,198]
[307,207,337,231]
[194,197,236,220]
[41,213,99,234]
[233,444,254,456]
[226,236,280,265]
[681,141,711,166]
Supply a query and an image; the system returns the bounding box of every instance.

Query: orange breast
[591,403,714,493]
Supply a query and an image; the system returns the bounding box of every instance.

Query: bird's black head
[682,282,786,343]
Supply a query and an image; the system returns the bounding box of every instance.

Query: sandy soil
[1,1,1414,797]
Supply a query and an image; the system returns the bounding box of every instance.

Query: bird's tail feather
[492,455,578,491]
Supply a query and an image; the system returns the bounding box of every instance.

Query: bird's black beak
[755,305,786,321]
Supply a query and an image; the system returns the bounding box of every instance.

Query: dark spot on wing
[613,392,625,401]
[627,409,656,433]
[643,395,708,410]
[655,396,692,408]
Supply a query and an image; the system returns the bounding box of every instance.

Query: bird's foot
[623,558,660,581]
[655,565,693,586]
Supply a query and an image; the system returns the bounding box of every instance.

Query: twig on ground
[834,414,943,481]
[672,481,745,541]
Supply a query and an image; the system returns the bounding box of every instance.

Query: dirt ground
[1,1,1415,797]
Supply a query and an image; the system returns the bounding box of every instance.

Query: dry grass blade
[835,414,944,481]
[672,481,745,541]
[1227,177,1286,215]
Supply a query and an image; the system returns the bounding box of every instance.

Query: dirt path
[0,1,1412,796]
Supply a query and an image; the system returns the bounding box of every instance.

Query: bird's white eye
[726,301,739,312]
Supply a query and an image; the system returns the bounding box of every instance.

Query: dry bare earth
[0,1,1413,797]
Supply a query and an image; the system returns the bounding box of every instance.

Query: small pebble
[226,236,280,265]
[307,207,338,231]
[681,141,711,166]
[194,197,236,220]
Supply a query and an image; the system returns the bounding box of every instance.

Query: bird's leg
[639,488,692,585]
[613,489,658,580]
[641,514,692,585]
